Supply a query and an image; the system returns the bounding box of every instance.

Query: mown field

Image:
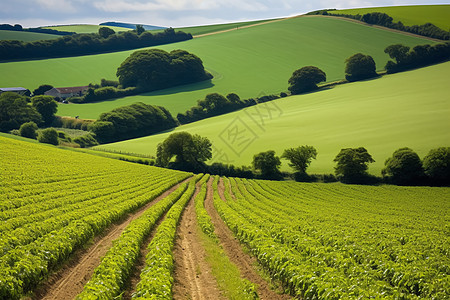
[0,16,434,118]
[1,135,449,299]
[41,24,129,33]
[0,30,59,41]
[333,4,450,30]
[98,61,450,174]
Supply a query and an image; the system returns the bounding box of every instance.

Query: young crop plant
[76,181,190,299]
[132,175,202,299]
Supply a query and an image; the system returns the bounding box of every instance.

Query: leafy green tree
[116,49,210,90]
[384,44,410,64]
[288,66,326,94]
[19,121,38,139]
[252,150,281,179]
[345,53,377,82]
[334,147,375,183]
[32,84,53,96]
[135,25,145,35]
[382,147,425,185]
[156,132,212,167]
[31,95,58,125]
[281,145,317,174]
[38,128,59,145]
[423,147,450,185]
[0,92,42,132]
[98,27,115,38]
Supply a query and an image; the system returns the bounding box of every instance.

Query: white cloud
[36,0,76,11]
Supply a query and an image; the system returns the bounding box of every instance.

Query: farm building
[0,87,30,96]
[45,86,89,99]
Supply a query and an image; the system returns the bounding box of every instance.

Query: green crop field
[333,5,450,30]
[97,61,450,175]
[0,30,59,41]
[41,24,129,33]
[213,177,450,298]
[164,19,277,36]
[0,16,434,119]
[1,135,448,299]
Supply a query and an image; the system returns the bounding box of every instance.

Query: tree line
[0,23,75,36]
[155,131,450,186]
[307,11,449,40]
[0,27,192,61]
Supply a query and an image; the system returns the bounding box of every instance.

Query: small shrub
[73,133,99,148]
[19,121,38,139]
[38,128,59,145]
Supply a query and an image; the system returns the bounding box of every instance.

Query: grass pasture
[97,61,450,175]
[333,5,450,30]
[0,15,431,119]
[41,24,130,33]
[0,30,59,41]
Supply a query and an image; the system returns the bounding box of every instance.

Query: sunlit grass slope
[333,5,450,30]
[41,24,129,33]
[1,16,434,118]
[0,30,59,41]
[97,62,450,175]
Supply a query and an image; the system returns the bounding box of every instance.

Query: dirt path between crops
[35,177,192,300]
[205,178,291,300]
[172,181,225,300]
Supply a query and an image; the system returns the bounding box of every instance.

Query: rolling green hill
[332,5,450,30]
[41,24,130,33]
[0,16,434,119]
[0,30,59,41]
[96,61,450,175]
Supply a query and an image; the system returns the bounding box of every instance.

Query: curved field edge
[96,61,450,175]
[0,16,434,118]
[331,5,450,31]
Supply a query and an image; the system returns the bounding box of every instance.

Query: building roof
[0,87,29,92]
[55,86,89,94]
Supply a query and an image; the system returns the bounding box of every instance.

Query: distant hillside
[0,30,59,41]
[97,62,450,175]
[100,22,166,31]
[331,5,450,31]
[42,24,129,34]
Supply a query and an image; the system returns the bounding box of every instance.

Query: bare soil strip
[35,177,192,300]
[172,182,225,300]
[205,178,291,300]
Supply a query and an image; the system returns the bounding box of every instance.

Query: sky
[0,0,449,28]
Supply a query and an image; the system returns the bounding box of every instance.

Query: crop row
[0,175,188,300]
[214,177,449,299]
[131,175,201,299]
[76,178,194,299]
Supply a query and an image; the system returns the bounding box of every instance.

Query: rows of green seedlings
[213,177,450,299]
[131,175,202,299]
[0,137,190,299]
[0,173,174,256]
[76,175,200,299]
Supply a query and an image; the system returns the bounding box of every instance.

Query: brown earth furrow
[205,177,291,300]
[35,177,192,300]
[173,182,224,300]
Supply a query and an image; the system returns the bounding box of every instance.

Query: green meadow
[0,30,59,41]
[164,19,276,36]
[1,16,434,119]
[97,61,450,175]
[41,24,129,33]
[333,5,450,30]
